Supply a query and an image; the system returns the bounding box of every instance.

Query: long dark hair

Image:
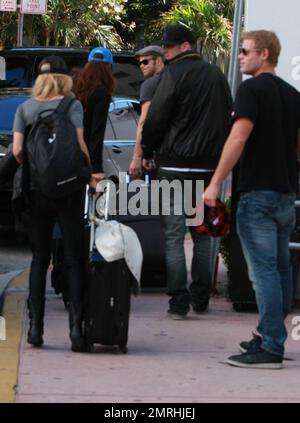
[74,62,116,107]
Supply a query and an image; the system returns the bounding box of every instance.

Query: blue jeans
[158,169,212,315]
[237,191,295,356]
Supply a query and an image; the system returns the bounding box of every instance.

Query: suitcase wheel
[85,343,94,353]
[119,345,128,354]
[232,302,244,312]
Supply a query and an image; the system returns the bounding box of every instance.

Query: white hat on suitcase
[95,219,143,285]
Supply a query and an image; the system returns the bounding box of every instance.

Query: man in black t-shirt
[204,30,300,369]
[129,45,164,177]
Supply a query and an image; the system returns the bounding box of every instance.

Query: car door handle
[112,146,122,154]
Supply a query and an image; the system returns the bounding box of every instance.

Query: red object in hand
[195,199,231,237]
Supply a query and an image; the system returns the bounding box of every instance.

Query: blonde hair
[32,73,73,100]
[241,30,281,66]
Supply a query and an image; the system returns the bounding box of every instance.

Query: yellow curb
[0,270,29,403]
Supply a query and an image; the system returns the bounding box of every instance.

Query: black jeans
[158,169,213,315]
[27,189,85,309]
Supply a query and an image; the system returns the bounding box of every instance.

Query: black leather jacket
[142,51,232,169]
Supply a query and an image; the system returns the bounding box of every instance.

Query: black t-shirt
[139,73,162,103]
[233,73,300,193]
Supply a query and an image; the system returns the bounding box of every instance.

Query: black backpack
[26,96,91,198]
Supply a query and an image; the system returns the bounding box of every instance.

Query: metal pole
[209,182,226,293]
[17,2,24,47]
[227,0,245,97]
[210,0,245,289]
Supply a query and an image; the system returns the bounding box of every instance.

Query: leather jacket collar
[166,50,202,65]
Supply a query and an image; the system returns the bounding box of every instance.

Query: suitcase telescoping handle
[89,190,96,255]
[87,173,150,255]
[125,173,150,186]
[88,182,112,255]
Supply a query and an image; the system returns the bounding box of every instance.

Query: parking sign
[21,0,47,14]
[0,0,17,11]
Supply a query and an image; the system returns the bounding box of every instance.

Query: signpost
[15,1,47,46]
[0,1,48,46]
[17,7,24,47]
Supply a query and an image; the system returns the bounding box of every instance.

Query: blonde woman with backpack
[13,56,92,352]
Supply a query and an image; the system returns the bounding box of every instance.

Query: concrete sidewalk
[15,292,300,403]
[1,240,300,403]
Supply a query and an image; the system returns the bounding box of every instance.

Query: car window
[32,55,87,82]
[105,100,139,140]
[0,56,29,88]
[113,62,143,98]
[0,50,143,98]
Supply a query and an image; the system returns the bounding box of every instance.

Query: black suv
[0,47,143,98]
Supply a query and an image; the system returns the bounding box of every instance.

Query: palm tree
[0,0,127,48]
[160,0,233,68]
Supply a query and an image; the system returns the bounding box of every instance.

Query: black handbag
[11,126,32,219]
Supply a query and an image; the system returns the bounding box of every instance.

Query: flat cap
[135,45,164,58]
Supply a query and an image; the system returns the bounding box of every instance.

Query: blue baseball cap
[88,47,113,65]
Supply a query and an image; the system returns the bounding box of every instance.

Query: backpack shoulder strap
[56,96,76,115]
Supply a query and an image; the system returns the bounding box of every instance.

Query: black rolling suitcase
[85,258,132,353]
[116,214,166,288]
[84,191,134,353]
[113,175,166,289]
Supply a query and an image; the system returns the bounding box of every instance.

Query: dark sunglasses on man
[138,57,156,66]
[239,47,261,56]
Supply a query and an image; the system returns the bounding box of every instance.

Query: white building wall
[245,0,300,91]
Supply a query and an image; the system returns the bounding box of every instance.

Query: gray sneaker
[167,311,187,320]
[226,349,283,369]
[239,333,262,353]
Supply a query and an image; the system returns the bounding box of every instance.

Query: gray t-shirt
[13,97,83,133]
[139,73,162,104]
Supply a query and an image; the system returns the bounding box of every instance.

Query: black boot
[69,302,86,352]
[27,298,44,346]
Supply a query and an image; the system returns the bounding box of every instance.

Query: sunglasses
[138,58,155,66]
[239,47,260,56]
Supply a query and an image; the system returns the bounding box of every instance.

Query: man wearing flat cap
[141,23,233,320]
[129,45,165,177]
